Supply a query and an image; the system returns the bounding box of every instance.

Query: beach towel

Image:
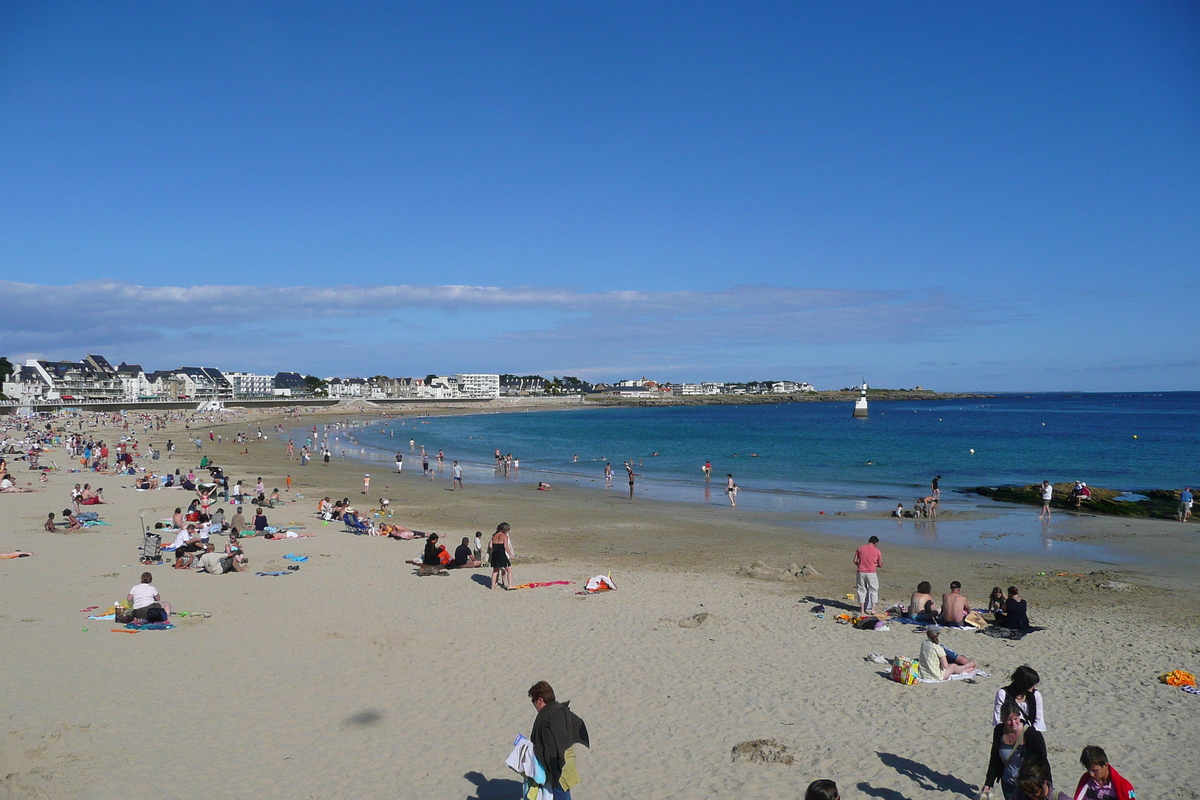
[255,571,291,576]
[512,581,572,590]
[124,622,174,631]
[283,553,308,562]
[917,669,990,684]
[979,626,1045,641]
[87,614,117,621]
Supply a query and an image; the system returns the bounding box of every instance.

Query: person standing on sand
[626,462,635,499]
[725,474,738,507]
[362,474,370,495]
[853,535,882,614]
[452,460,463,490]
[1179,487,1193,522]
[1038,481,1053,520]
[604,462,613,487]
[527,680,590,800]
[490,523,513,590]
[395,452,403,473]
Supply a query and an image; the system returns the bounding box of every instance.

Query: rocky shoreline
[968,483,1191,521]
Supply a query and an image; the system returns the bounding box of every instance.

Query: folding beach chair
[343,513,372,535]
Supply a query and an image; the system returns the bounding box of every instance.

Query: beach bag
[964,611,987,629]
[891,657,918,685]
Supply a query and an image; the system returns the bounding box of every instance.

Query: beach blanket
[283,553,308,562]
[256,571,291,576]
[87,614,117,621]
[917,669,990,684]
[122,622,175,631]
[979,626,1045,641]
[512,581,571,590]
[82,520,112,527]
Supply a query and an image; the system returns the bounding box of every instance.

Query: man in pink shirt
[853,535,882,614]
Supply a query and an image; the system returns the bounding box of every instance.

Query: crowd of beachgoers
[3,406,1179,799]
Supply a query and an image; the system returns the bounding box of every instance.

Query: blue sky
[1,2,1197,390]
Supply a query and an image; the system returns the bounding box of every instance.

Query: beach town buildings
[1,356,125,403]
[272,372,311,397]
[324,377,369,399]
[225,372,275,399]
[145,367,234,400]
[115,363,155,400]
[771,381,815,394]
[500,375,547,396]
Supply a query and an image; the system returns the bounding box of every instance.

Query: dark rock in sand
[731,739,794,766]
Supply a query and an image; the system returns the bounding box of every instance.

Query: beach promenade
[1,407,1197,799]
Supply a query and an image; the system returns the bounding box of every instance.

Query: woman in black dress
[490,523,513,590]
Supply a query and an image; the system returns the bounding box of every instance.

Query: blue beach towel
[125,622,175,631]
[283,554,308,562]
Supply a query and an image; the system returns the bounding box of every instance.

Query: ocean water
[308,393,1199,558]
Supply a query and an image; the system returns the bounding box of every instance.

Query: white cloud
[0,280,981,376]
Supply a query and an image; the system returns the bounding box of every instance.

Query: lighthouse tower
[852,381,869,418]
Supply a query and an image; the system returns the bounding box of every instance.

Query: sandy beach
[2,407,1198,800]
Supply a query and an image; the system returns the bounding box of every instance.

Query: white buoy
[970,448,975,454]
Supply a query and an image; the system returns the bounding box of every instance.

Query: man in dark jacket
[528,681,589,799]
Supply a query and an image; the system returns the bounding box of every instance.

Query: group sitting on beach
[905,579,1031,631]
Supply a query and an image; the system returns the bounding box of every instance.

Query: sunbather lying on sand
[379,523,426,539]
[1,473,36,492]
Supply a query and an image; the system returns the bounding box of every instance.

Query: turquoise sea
[309,393,1200,558]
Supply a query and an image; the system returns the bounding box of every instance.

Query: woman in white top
[993,665,1046,731]
[127,572,171,621]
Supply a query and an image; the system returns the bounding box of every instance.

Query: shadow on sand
[856,782,912,800]
[876,751,977,797]
[463,770,523,800]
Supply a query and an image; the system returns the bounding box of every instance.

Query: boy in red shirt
[1074,746,1136,800]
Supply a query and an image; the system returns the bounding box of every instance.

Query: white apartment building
[453,373,500,399]
[225,372,275,398]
